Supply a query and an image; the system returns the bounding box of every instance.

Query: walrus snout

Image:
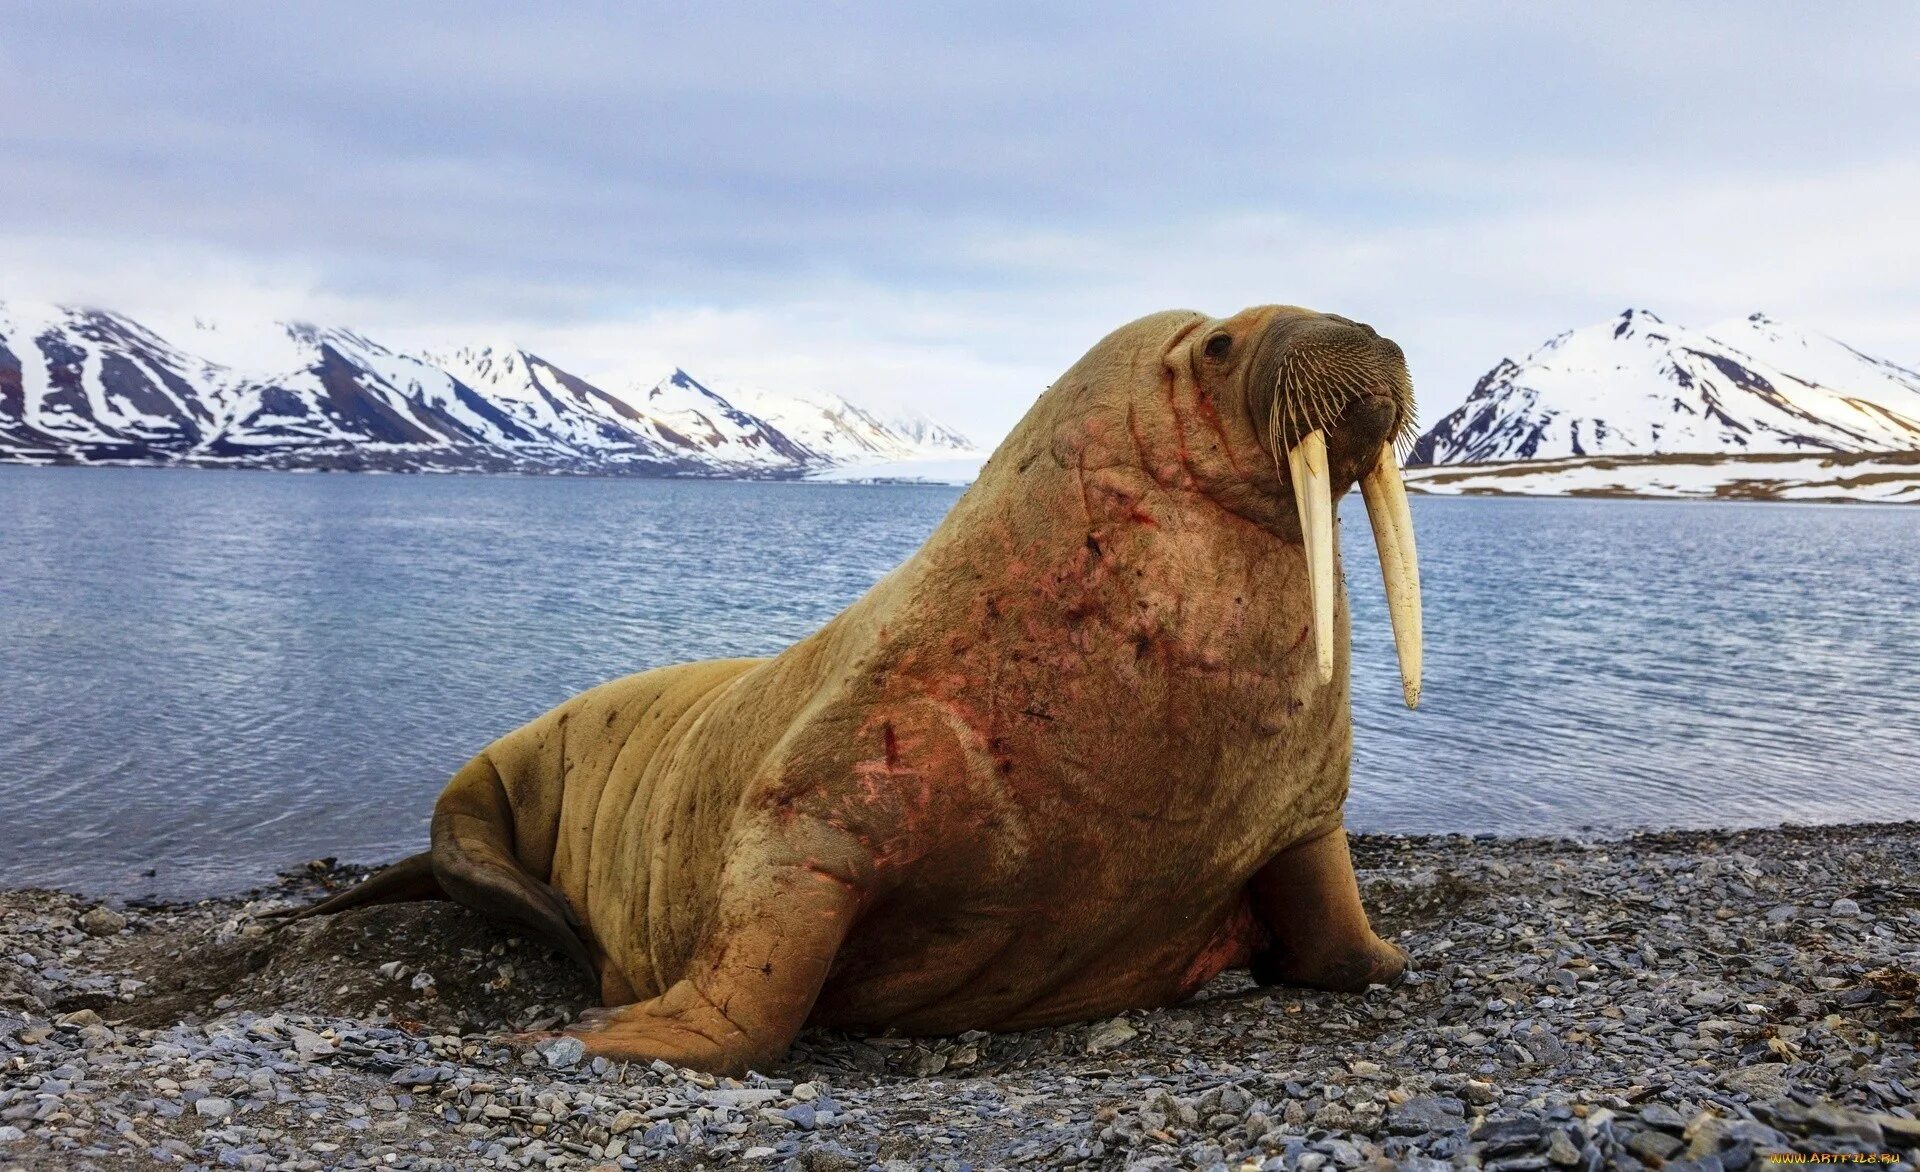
[1238,309,1423,710]
[1248,313,1414,453]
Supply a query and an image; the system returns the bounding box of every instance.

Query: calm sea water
[3,466,1917,898]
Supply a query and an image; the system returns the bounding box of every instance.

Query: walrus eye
[1203,333,1232,361]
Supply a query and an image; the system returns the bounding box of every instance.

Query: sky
[2,2,1917,444]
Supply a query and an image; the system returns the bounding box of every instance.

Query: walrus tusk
[1286,430,1336,684]
[1360,442,1423,709]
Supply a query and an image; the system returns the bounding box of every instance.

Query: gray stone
[536,1035,586,1070]
[1718,1065,1791,1100]
[1474,1117,1547,1156]
[1873,1113,1920,1145]
[79,906,127,936]
[1386,1095,1466,1135]
[194,1097,235,1120]
[1085,1017,1137,1054]
[1640,1102,1687,1132]
[1626,1129,1684,1162]
[1685,1113,1732,1158]
[1545,1128,1582,1166]
[388,1065,446,1085]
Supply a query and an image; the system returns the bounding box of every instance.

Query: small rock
[80,906,127,936]
[1085,1016,1138,1053]
[389,1065,445,1085]
[706,1088,785,1107]
[1718,1065,1791,1100]
[1874,1114,1920,1145]
[1318,1138,1363,1166]
[1473,1117,1547,1156]
[633,1114,672,1145]
[803,1147,863,1172]
[194,1097,235,1120]
[1685,1112,1731,1159]
[537,1035,586,1069]
[1625,1129,1683,1162]
[1311,1102,1353,1131]
[1639,1102,1687,1132]
[1387,1096,1466,1135]
[1545,1128,1582,1166]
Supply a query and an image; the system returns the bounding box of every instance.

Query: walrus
[280,304,1425,1074]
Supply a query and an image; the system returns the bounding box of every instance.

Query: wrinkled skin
[315,306,1415,1073]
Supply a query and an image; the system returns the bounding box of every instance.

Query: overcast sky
[3,3,1916,442]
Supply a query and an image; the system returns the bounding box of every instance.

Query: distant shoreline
[1406,449,1920,505]
[0,459,976,487]
[12,450,1920,501]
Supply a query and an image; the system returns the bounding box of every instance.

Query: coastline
[1403,451,1920,505]
[3,822,1916,1170]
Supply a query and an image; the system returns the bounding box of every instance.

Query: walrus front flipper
[261,851,444,921]
[524,818,871,1075]
[1248,827,1409,992]
[431,755,595,978]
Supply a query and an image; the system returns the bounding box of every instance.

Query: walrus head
[1170,307,1424,708]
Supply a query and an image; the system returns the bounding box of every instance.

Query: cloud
[2,2,1916,441]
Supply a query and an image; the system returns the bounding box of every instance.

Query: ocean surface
[3,465,1917,898]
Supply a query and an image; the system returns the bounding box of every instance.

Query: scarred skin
[347,305,1413,1073]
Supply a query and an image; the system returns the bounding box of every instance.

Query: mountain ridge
[0,301,977,478]
[1411,309,1920,466]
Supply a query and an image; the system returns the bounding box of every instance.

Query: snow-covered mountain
[722,385,939,464]
[1412,310,1920,466]
[0,302,233,460]
[0,301,977,477]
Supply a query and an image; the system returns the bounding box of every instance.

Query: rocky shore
[3,822,1915,1171]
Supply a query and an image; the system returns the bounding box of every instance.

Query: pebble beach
[3,822,1916,1171]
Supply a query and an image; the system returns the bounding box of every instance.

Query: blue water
[2,466,1917,898]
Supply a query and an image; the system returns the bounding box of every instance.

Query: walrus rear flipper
[431,755,596,979]
[261,851,444,921]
